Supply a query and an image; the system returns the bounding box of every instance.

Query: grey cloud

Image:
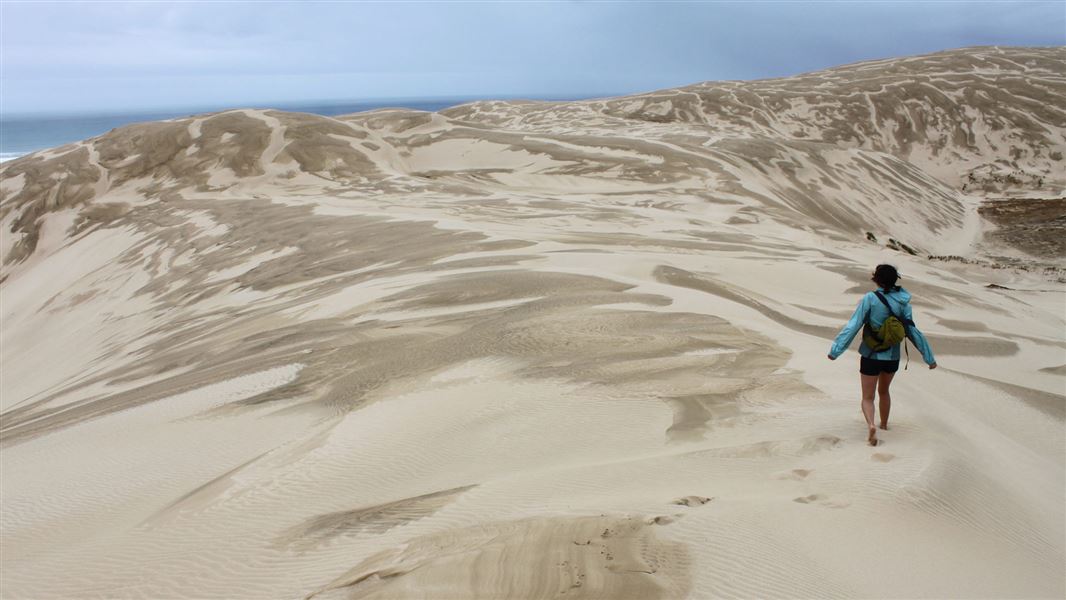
[1,1,1062,113]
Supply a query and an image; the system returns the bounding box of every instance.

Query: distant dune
[1,46,1063,598]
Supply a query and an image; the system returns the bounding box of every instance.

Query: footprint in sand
[647,515,680,526]
[773,468,812,480]
[871,453,895,462]
[793,494,849,509]
[672,496,714,507]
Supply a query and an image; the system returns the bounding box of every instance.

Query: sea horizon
[0,94,605,161]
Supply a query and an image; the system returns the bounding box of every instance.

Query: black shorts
[860,357,900,376]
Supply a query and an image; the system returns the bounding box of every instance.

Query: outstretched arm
[828,294,871,360]
[903,303,937,367]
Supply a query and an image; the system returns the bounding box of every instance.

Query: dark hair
[872,264,900,291]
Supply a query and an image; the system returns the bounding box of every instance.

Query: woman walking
[828,264,937,446]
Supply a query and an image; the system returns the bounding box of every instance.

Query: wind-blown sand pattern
[2,47,1064,598]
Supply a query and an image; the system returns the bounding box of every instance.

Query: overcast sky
[2,1,1063,115]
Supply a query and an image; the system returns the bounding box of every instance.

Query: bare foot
[868,427,879,447]
[879,423,889,430]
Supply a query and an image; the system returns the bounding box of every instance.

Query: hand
[827,354,836,361]
[929,362,937,370]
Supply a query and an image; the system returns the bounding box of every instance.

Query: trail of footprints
[560,451,899,593]
[778,452,895,509]
[556,453,899,595]
[645,449,898,522]
[556,498,714,595]
[779,468,850,509]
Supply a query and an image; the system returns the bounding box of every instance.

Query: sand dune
[1,46,1064,598]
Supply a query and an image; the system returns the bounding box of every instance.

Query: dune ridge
[1,46,1064,598]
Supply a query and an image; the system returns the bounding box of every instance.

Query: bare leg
[860,373,879,446]
[878,371,896,430]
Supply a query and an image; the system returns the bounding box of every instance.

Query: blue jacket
[829,287,936,364]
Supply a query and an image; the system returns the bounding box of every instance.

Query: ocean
[0,97,552,162]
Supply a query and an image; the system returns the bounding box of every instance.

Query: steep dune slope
[1,47,1063,599]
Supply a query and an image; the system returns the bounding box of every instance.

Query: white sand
[1,47,1063,599]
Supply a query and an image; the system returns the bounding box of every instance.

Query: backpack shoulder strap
[873,291,895,316]
[875,291,914,327]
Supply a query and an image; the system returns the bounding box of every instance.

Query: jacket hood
[880,286,912,304]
